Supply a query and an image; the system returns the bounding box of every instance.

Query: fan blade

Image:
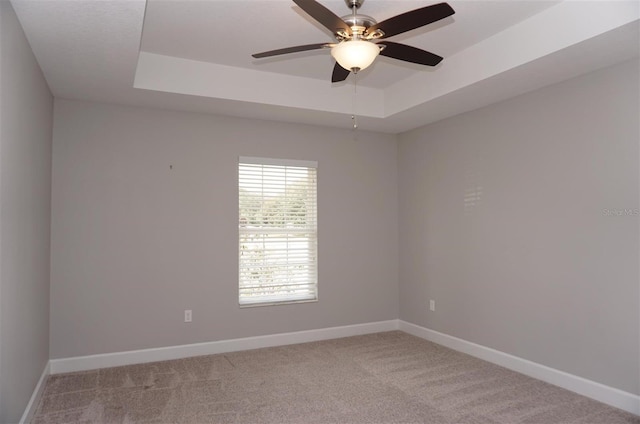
[331,62,350,82]
[368,2,454,39]
[252,43,330,58]
[379,41,443,66]
[293,0,352,36]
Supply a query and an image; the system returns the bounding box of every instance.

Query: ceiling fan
[252,0,455,83]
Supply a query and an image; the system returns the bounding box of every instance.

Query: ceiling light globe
[331,40,380,72]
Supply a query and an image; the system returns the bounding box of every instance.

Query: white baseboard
[399,320,640,416]
[46,319,639,416]
[49,320,400,374]
[19,361,50,424]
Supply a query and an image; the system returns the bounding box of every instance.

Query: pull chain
[351,71,358,130]
[351,3,358,130]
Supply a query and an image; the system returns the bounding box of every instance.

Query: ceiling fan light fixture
[331,40,380,72]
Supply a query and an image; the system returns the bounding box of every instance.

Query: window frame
[238,156,318,307]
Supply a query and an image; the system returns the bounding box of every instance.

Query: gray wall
[0,1,53,422]
[50,99,399,359]
[398,59,640,395]
[48,52,639,399]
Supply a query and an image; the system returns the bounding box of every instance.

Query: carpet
[32,331,639,423]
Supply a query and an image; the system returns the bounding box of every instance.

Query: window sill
[239,298,318,308]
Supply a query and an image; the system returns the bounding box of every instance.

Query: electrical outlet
[429,300,435,312]
[184,309,192,322]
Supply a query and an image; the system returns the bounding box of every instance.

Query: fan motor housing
[338,13,383,40]
[341,13,376,29]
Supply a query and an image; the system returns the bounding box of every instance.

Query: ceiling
[11,0,640,134]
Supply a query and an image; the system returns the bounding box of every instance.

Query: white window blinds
[238,157,318,306]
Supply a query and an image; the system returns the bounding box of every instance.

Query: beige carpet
[32,331,638,424]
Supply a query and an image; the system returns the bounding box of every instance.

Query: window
[238,157,318,306]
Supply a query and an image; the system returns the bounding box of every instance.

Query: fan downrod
[344,0,363,10]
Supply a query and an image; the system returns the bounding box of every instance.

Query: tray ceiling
[11,0,640,133]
